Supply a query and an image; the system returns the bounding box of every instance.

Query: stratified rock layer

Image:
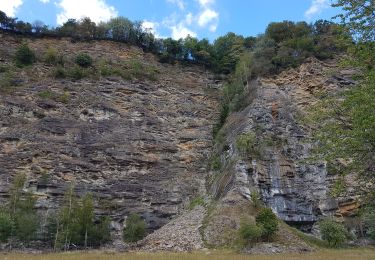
[0,34,219,231]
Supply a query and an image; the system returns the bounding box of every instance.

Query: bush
[319,219,348,247]
[236,131,256,156]
[53,66,66,78]
[0,211,13,242]
[44,47,58,65]
[67,65,86,80]
[123,213,146,243]
[15,43,35,67]
[365,210,375,240]
[255,208,278,240]
[239,221,263,245]
[251,191,262,208]
[75,53,93,68]
[188,196,204,210]
[14,212,39,243]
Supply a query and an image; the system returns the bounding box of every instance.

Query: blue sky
[0,0,341,41]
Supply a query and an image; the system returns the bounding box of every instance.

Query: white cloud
[163,13,197,39]
[304,0,329,20]
[171,23,197,39]
[0,0,23,17]
[196,0,219,32]
[198,0,214,7]
[56,0,118,25]
[142,20,164,38]
[166,0,185,10]
[198,9,218,27]
[39,0,50,3]
[185,13,193,25]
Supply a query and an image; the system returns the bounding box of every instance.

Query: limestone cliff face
[0,34,220,233]
[204,58,360,247]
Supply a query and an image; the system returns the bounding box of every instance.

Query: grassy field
[2,249,375,260]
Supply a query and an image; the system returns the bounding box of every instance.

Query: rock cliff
[203,57,361,249]
[0,33,220,237]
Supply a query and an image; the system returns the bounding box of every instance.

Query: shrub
[14,212,39,243]
[53,66,67,78]
[75,53,93,68]
[188,196,205,210]
[251,191,262,208]
[236,131,256,156]
[0,65,9,73]
[365,210,375,240]
[15,43,35,67]
[239,221,263,245]
[123,213,146,243]
[88,216,111,247]
[319,218,348,247]
[67,65,86,80]
[44,47,58,65]
[255,208,278,240]
[211,155,222,170]
[0,71,18,91]
[0,211,13,242]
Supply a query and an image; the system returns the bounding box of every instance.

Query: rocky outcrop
[0,34,219,235]
[205,57,361,243]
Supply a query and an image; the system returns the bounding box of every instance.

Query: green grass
[2,248,375,260]
[281,222,330,248]
[38,90,70,104]
[188,196,205,210]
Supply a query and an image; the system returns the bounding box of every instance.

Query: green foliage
[310,70,375,179]
[0,71,19,92]
[0,175,39,244]
[319,219,349,247]
[67,65,87,79]
[212,32,245,74]
[332,0,374,42]
[14,211,39,243]
[236,131,256,156]
[0,65,9,73]
[0,211,13,242]
[250,191,261,208]
[123,213,146,243]
[188,196,205,210]
[74,53,93,68]
[44,47,59,65]
[15,43,36,67]
[38,90,70,104]
[239,221,263,245]
[53,66,67,78]
[211,155,222,170]
[49,188,111,249]
[365,210,375,240]
[255,208,278,240]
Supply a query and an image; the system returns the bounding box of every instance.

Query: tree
[78,193,94,248]
[0,211,13,242]
[123,213,146,243]
[265,21,295,43]
[333,0,375,42]
[75,53,93,67]
[255,208,278,240]
[77,17,96,40]
[15,42,36,67]
[32,20,46,34]
[319,219,349,247]
[212,32,245,74]
[48,188,111,249]
[58,19,78,37]
[107,17,134,42]
[0,10,7,28]
[239,221,263,245]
